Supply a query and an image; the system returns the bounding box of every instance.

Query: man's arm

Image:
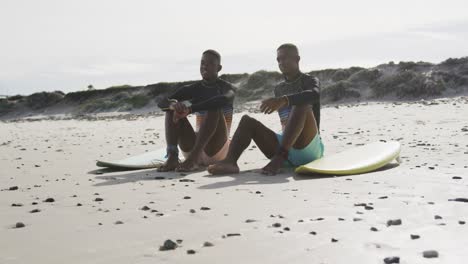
[157,84,194,110]
[190,89,235,112]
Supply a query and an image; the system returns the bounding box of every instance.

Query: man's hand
[170,102,191,123]
[260,97,288,114]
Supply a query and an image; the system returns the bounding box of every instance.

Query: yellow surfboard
[295,141,401,175]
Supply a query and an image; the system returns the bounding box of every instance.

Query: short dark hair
[277,43,299,55]
[202,49,221,63]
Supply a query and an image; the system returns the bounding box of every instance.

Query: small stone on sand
[159,239,178,251]
[383,256,400,263]
[422,250,438,258]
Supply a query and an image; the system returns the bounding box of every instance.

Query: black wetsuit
[274,73,321,131]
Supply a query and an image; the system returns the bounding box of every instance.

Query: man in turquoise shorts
[208,43,324,175]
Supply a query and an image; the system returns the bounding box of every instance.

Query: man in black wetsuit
[157,50,236,172]
[208,43,324,175]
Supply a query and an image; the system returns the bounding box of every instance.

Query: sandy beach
[1,97,467,264]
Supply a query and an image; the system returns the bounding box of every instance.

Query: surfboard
[96,147,177,169]
[295,141,401,175]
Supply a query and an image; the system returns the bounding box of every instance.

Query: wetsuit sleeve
[190,85,235,112]
[285,77,320,106]
[157,84,194,110]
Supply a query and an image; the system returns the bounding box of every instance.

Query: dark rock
[272,223,281,228]
[383,256,400,263]
[378,196,388,199]
[94,197,104,202]
[245,219,257,223]
[11,203,23,207]
[154,176,165,180]
[459,220,466,225]
[179,179,194,182]
[353,218,363,222]
[203,241,214,247]
[77,203,82,206]
[452,176,462,180]
[331,238,338,242]
[422,250,438,258]
[43,198,55,203]
[365,206,374,210]
[159,239,178,251]
[449,198,468,203]
[200,207,210,210]
[140,206,150,211]
[183,196,191,199]
[30,209,41,213]
[283,227,290,231]
[410,234,420,240]
[370,227,378,231]
[9,186,19,191]
[189,209,196,213]
[187,249,196,254]
[226,233,241,237]
[176,239,183,244]
[309,231,317,235]
[387,219,402,226]
[434,215,443,220]
[115,220,124,224]
[255,191,261,194]
[15,222,25,228]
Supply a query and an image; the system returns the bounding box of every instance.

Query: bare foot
[157,155,179,172]
[175,159,201,172]
[207,160,240,175]
[261,155,285,175]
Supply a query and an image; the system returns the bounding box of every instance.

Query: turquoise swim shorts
[275,133,325,167]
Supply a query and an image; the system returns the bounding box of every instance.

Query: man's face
[276,48,299,75]
[200,53,221,80]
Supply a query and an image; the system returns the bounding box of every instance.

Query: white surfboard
[96,147,177,169]
[295,141,401,176]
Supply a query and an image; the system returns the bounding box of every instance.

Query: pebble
[200,207,210,210]
[77,203,82,206]
[226,233,241,237]
[114,221,124,225]
[387,219,402,226]
[383,256,400,263]
[245,219,257,223]
[422,250,438,258]
[203,241,214,247]
[272,223,282,228]
[187,249,196,254]
[11,203,23,207]
[410,234,420,240]
[30,209,41,213]
[309,231,317,235]
[434,215,443,220]
[370,227,378,232]
[94,198,104,202]
[15,222,25,228]
[183,196,191,199]
[449,198,468,203]
[189,209,196,213]
[140,206,150,211]
[43,198,55,203]
[331,238,338,243]
[459,221,466,225]
[159,239,178,251]
[9,186,19,191]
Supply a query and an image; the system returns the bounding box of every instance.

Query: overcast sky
[1,0,467,95]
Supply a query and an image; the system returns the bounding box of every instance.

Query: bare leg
[262,105,318,175]
[177,110,228,171]
[158,111,196,172]
[208,115,279,175]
